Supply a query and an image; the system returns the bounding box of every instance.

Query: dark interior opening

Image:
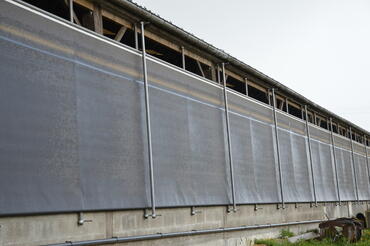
[355,134,362,144]
[185,56,201,77]
[23,0,69,20]
[288,105,302,119]
[320,119,328,129]
[332,124,338,134]
[276,98,286,111]
[226,76,245,94]
[248,86,268,104]
[102,17,122,40]
[200,62,213,80]
[315,117,319,126]
[281,100,287,112]
[339,128,344,136]
[120,28,137,49]
[308,113,313,123]
[144,37,182,68]
[184,56,212,79]
[73,3,94,31]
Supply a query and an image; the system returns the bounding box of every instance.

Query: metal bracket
[227,205,237,213]
[295,203,302,209]
[310,202,318,208]
[144,209,160,219]
[254,204,263,211]
[191,206,202,216]
[77,212,92,226]
[277,204,285,210]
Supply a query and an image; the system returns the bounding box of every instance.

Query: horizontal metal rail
[45,219,324,246]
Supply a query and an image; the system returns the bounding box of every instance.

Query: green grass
[280,229,295,239]
[254,229,370,246]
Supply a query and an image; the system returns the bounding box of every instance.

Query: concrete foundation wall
[0,202,368,246]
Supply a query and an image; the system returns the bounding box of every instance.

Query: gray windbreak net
[0,0,368,215]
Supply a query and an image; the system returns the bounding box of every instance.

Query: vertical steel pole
[305,105,317,206]
[181,46,186,70]
[364,135,370,192]
[217,65,221,84]
[69,0,73,22]
[222,63,236,212]
[272,89,284,209]
[301,106,304,120]
[134,24,139,50]
[330,118,341,205]
[349,127,359,202]
[285,98,289,114]
[244,78,248,96]
[140,22,156,218]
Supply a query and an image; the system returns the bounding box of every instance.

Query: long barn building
[1,0,370,245]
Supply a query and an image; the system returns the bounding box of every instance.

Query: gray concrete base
[0,202,368,246]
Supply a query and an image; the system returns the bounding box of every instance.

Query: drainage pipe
[271,88,284,209]
[141,21,156,218]
[222,63,237,213]
[45,219,323,246]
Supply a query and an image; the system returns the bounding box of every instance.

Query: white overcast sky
[134,0,370,131]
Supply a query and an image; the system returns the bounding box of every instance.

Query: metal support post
[305,105,317,207]
[364,135,370,190]
[330,118,341,205]
[285,98,289,114]
[222,63,237,213]
[181,46,185,70]
[244,78,248,96]
[69,0,73,22]
[140,22,156,218]
[134,23,138,50]
[272,88,284,209]
[301,106,304,120]
[349,127,359,202]
[326,117,329,130]
[217,65,221,84]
